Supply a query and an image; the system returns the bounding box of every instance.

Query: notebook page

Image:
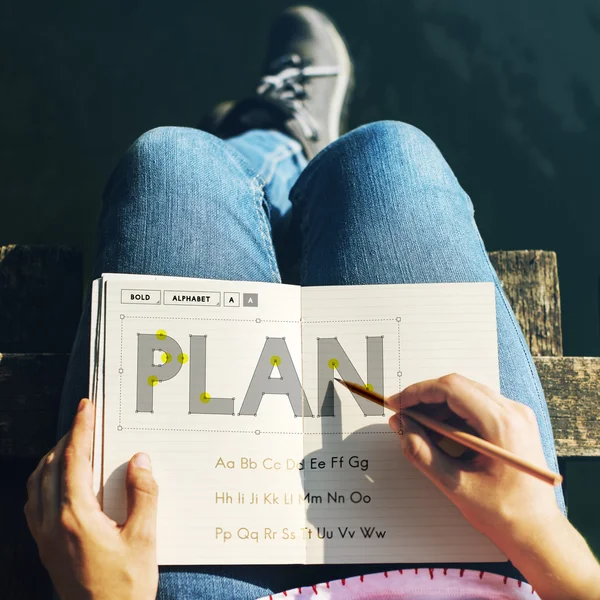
[300,282,506,564]
[100,275,306,565]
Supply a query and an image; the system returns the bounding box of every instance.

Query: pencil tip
[334,377,343,383]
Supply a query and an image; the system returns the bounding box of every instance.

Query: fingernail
[77,399,87,413]
[133,453,151,470]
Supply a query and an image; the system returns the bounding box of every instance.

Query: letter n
[318,337,384,416]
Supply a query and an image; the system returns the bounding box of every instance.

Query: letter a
[238,338,312,416]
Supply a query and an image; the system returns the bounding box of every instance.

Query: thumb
[390,413,458,490]
[122,453,158,545]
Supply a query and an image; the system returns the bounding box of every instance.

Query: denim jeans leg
[58,126,285,436]
[57,125,308,600]
[281,120,565,586]
[227,129,308,279]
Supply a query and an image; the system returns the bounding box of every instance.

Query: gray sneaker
[199,6,354,160]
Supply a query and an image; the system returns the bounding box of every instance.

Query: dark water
[2,0,599,554]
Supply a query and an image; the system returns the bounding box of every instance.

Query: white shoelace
[256,54,340,140]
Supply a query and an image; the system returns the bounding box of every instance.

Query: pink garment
[259,568,541,599]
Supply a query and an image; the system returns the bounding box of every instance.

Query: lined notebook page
[300,282,506,564]
[99,276,306,565]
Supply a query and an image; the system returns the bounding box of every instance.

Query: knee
[350,120,433,148]
[295,120,467,218]
[128,126,223,172]
[329,120,452,184]
[356,120,439,157]
[104,126,250,204]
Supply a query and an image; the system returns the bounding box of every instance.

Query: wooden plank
[0,353,68,457]
[489,250,563,357]
[2,352,598,458]
[534,356,600,457]
[0,245,82,353]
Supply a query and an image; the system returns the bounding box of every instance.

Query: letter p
[137,333,184,412]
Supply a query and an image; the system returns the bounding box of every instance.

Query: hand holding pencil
[335,376,562,486]
[336,373,565,548]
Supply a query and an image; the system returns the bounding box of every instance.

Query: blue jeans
[58,121,566,599]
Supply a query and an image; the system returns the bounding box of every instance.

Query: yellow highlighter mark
[148,375,159,387]
[328,358,339,370]
[161,352,172,364]
[270,355,281,366]
[156,329,167,341]
[178,353,189,365]
[200,392,211,404]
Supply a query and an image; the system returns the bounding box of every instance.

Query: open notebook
[89,274,506,566]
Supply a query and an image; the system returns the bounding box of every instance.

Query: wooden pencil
[334,378,562,486]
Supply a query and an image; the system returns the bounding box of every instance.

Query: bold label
[121,289,161,304]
